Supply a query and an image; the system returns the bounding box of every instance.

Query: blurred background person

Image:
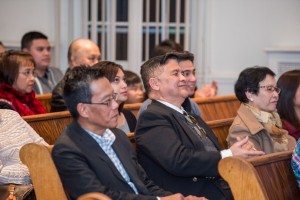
[93,61,136,134]
[228,66,296,154]
[124,70,144,104]
[0,41,6,54]
[0,51,46,116]
[277,69,300,141]
[50,38,101,112]
[21,31,63,94]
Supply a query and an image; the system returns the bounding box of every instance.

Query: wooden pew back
[218,151,300,200]
[124,103,142,118]
[194,95,240,121]
[206,118,234,150]
[23,111,72,145]
[20,143,68,200]
[36,93,52,113]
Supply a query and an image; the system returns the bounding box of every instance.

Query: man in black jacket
[135,52,265,200]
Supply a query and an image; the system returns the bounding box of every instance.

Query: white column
[128,0,143,72]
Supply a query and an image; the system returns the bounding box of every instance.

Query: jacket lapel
[69,121,128,183]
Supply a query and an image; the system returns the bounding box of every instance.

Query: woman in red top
[0,51,46,116]
[277,70,300,140]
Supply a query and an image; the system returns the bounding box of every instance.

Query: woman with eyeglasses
[0,51,46,116]
[277,70,300,141]
[227,66,296,154]
[93,61,136,134]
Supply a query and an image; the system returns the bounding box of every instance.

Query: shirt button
[192,177,198,182]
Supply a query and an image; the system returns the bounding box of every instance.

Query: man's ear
[245,91,254,102]
[149,77,159,91]
[77,103,89,118]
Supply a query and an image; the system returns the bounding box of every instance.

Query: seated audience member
[0,51,47,116]
[50,38,101,112]
[151,39,217,98]
[0,106,48,185]
[292,139,300,188]
[52,66,206,200]
[21,31,63,94]
[0,41,6,54]
[277,70,300,140]
[135,53,264,199]
[93,62,136,134]
[138,52,201,119]
[124,70,145,104]
[228,66,296,153]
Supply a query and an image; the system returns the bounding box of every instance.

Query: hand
[230,136,265,158]
[194,81,218,98]
[236,136,256,150]
[184,195,208,200]
[160,193,185,200]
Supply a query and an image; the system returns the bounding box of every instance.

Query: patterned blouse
[292,139,300,188]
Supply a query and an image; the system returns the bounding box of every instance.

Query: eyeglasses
[82,93,118,107]
[19,70,37,78]
[259,86,281,94]
[183,111,207,138]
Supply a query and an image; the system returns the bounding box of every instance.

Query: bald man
[50,38,101,112]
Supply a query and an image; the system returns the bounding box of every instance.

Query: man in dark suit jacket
[52,66,205,200]
[135,52,265,200]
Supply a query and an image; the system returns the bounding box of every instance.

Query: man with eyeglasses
[50,38,101,112]
[52,66,207,200]
[135,53,265,200]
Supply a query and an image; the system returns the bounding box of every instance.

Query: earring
[250,98,254,102]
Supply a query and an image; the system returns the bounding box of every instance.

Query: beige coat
[227,104,296,154]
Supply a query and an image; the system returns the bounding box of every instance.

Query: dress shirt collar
[84,128,116,147]
[157,100,184,114]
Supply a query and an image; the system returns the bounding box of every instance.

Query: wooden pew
[218,151,300,200]
[193,94,240,121]
[206,118,234,150]
[23,110,232,150]
[23,111,72,145]
[20,143,68,200]
[36,93,52,112]
[124,103,142,118]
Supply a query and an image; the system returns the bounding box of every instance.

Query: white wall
[1,0,300,95]
[0,0,55,47]
[206,0,300,94]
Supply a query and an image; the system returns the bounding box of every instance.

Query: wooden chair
[193,94,240,121]
[206,118,234,150]
[36,93,52,113]
[218,151,300,200]
[23,111,72,144]
[124,103,142,118]
[20,143,68,200]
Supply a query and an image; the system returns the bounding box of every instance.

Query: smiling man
[135,52,265,200]
[137,52,201,119]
